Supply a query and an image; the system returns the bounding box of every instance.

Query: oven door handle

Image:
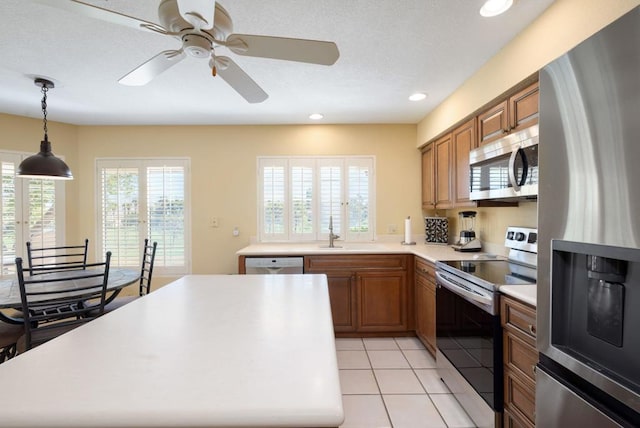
[435,271,493,307]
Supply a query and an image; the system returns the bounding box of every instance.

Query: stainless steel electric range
[435,226,537,428]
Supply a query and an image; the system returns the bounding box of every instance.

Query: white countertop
[237,241,503,263]
[0,275,344,428]
[499,284,537,307]
[237,242,537,306]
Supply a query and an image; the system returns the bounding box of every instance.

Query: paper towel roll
[404,217,412,243]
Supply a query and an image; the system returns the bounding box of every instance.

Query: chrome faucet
[328,216,340,248]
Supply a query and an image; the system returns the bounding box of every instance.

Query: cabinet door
[451,118,477,207]
[509,82,539,132]
[357,270,407,332]
[326,272,357,332]
[421,144,435,209]
[416,273,436,356]
[434,133,453,209]
[478,100,508,145]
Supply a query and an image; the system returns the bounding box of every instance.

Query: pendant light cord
[41,84,49,141]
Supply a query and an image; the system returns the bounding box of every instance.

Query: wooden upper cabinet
[478,81,539,146]
[421,144,435,209]
[509,82,539,132]
[478,100,508,146]
[451,118,477,207]
[434,133,453,209]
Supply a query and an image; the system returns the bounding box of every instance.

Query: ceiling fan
[34,0,340,103]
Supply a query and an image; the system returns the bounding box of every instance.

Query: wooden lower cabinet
[501,295,538,427]
[305,254,410,334]
[358,270,407,332]
[325,272,357,333]
[414,257,436,356]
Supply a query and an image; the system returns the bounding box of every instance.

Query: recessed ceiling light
[309,113,324,120]
[409,92,427,101]
[480,0,514,17]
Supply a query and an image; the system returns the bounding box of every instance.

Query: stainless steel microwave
[469,125,539,201]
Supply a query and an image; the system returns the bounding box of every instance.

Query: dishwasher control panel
[244,257,304,274]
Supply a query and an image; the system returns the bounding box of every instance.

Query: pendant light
[17,78,73,180]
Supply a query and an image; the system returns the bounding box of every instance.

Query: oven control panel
[505,226,538,254]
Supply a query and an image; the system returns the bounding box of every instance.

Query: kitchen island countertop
[0,274,344,428]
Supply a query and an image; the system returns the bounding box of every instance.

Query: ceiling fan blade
[212,56,268,104]
[226,34,339,65]
[119,50,187,86]
[32,0,167,35]
[177,0,216,30]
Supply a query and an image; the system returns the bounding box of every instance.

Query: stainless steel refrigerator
[537,6,640,427]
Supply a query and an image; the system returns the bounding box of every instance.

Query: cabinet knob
[528,324,536,336]
[532,365,537,376]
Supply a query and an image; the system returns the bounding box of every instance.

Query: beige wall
[417,0,640,146]
[74,124,420,277]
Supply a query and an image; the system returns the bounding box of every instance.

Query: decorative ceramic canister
[424,217,448,244]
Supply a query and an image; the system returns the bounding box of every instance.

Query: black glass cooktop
[440,260,536,286]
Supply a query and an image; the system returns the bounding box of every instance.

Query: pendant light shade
[17,78,73,180]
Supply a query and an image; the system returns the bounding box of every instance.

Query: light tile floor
[336,337,476,428]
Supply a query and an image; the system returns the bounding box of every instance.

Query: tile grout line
[396,338,455,428]
[364,338,396,427]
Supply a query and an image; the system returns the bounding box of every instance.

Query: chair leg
[0,343,17,363]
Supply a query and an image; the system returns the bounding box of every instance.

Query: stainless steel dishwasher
[244,257,304,274]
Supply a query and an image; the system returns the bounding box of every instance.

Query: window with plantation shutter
[96,158,190,275]
[0,151,65,275]
[258,156,374,242]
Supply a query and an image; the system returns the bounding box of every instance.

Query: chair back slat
[26,239,89,276]
[16,252,111,351]
[139,239,158,296]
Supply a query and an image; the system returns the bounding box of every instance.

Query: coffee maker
[451,210,482,252]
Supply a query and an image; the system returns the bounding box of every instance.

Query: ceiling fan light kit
[35,0,340,104]
[17,78,73,180]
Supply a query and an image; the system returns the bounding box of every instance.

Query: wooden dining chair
[0,322,24,363]
[100,239,157,314]
[26,239,89,276]
[15,252,111,353]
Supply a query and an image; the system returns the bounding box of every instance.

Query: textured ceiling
[0,0,555,125]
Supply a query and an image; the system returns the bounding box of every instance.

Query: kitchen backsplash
[442,202,538,256]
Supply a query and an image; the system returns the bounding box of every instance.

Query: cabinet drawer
[415,257,436,281]
[501,296,537,340]
[305,255,407,271]
[504,368,536,426]
[504,330,538,383]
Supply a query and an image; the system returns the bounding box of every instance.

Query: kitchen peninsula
[0,275,344,428]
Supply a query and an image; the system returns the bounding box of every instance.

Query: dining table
[0,274,344,427]
[0,267,140,324]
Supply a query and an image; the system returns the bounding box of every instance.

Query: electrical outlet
[388,224,397,233]
[211,217,219,228]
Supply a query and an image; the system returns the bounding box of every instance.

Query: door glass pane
[27,179,57,249]
[147,166,185,268]
[1,162,16,274]
[100,167,140,266]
